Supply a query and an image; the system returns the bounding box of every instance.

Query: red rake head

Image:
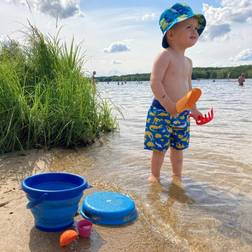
[195,108,214,125]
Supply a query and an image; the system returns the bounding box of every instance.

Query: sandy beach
[2,147,251,252]
[0,149,178,252]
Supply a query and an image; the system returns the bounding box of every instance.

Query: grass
[0,25,117,154]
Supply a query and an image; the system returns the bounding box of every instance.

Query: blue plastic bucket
[22,172,90,232]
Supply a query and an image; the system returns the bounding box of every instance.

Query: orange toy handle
[176,88,202,113]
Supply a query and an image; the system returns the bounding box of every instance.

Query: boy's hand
[190,108,202,120]
[167,103,177,117]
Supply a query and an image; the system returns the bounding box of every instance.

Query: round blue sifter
[80,191,138,225]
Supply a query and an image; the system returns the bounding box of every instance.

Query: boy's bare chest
[166,62,189,79]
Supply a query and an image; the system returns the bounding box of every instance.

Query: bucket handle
[27,193,48,209]
[86,183,92,189]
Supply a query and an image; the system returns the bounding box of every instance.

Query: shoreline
[1,142,251,251]
[0,149,176,252]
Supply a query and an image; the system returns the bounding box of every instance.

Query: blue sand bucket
[22,172,90,232]
[80,191,138,226]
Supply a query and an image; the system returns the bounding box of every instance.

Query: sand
[0,149,171,252]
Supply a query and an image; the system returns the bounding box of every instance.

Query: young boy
[144,3,206,182]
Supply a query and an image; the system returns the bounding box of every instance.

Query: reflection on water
[1,79,252,251]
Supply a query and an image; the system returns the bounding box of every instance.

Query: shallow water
[1,79,252,251]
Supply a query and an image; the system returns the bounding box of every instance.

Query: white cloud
[220,0,252,23]
[232,48,252,62]
[104,41,130,53]
[107,69,122,76]
[202,0,252,40]
[112,60,122,65]
[203,24,231,40]
[204,0,252,24]
[5,0,82,18]
[141,13,156,21]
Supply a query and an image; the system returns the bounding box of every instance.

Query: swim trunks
[144,99,190,151]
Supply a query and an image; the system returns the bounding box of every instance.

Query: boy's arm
[187,57,193,92]
[187,57,202,118]
[150,51,177,115]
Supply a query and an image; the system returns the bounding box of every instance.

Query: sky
[0,0,252,76]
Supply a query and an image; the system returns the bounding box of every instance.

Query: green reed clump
[0,25,116,153]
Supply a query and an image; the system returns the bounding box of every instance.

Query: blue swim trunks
[144,99,190,152]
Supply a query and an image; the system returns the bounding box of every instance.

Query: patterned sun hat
[159,3,206,48]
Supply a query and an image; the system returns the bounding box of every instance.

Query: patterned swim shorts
[144,99,190,152]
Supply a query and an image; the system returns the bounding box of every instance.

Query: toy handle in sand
[176,88,202,113]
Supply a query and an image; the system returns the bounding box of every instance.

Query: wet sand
[0,149,179,252]
[1,147,252,252]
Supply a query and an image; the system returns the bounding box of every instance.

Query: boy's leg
[170,147,183,178]
[148,150,165,182]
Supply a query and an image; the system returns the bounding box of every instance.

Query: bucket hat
[159,3,206,48]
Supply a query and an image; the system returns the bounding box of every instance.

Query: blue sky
[81,0,220,12]
[1,1,252,76]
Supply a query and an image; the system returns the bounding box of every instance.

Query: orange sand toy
[176,88,202,113]
[59,229,78,247]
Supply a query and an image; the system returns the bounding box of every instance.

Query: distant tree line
[97,73,150,82]
[192,65,252,79]
[97,65,252,82]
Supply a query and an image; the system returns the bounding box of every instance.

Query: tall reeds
[0,25,116,153]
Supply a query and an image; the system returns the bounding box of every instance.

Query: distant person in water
[238,73,245,86]
[144,3,206,183]
[92,71,96,85]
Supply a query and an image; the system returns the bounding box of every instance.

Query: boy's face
[167,17,199,48]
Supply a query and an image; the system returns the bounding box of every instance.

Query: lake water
[94,79,252,251]
[1,79,252,251]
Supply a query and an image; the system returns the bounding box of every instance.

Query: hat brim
[162,13,206,48]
